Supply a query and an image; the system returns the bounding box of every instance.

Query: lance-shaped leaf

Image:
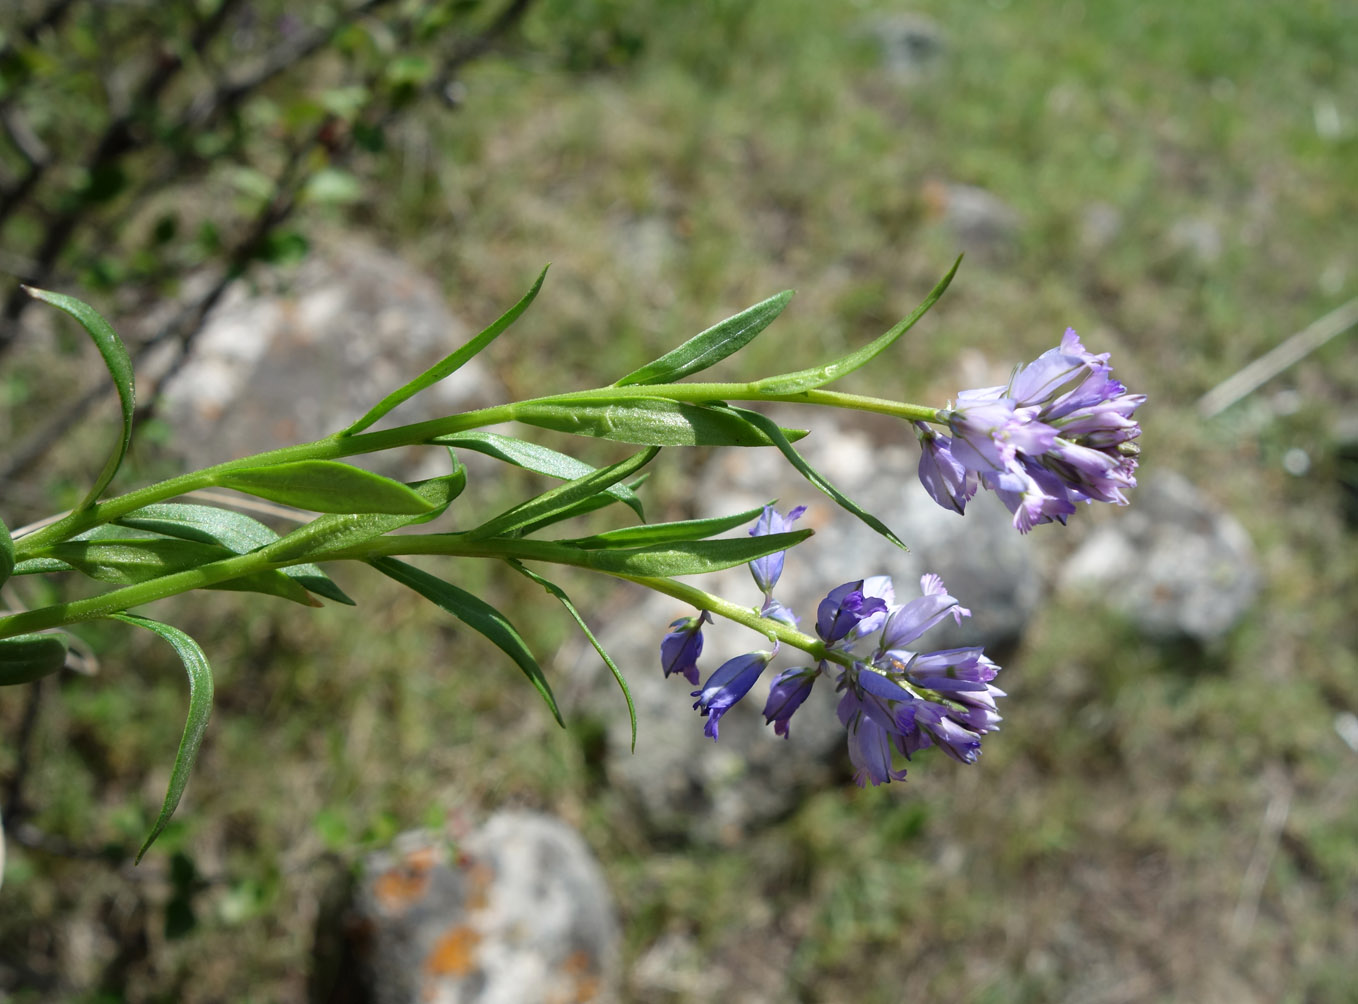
[752,258,960,395]
[117,503,353,605]
[0,633,69,686]
[615,290,794,386]
[512,397,808,447]
[717,406,907,550]
[343,266,548,436]
[465,447,659,542]
[216,461,437,515]
[24,287,135,510]
[39,539,319,606]
[515,474,651,537]
[0,517,13,590]
[436,431,644,520]
[507,560,636,751]
[547,528,813,576]
[110,614,213,862]
[371,557,562,726]
[262,466,465,564]
[561,502,770,549]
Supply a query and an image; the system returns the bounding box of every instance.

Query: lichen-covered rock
[336,812,619,1004]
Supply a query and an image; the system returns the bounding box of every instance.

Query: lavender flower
[660,610,710,685]
[748,504,806,595]
[692,646,777,740]
[918,329,1144,532]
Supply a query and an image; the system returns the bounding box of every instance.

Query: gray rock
[594,413,1040,838]
[925,181,1021,260]
[344,812,620,1004]
[1059,470,1259,642]
[154,241,499,476]
[1166,216,1223,266]
[858,13,947,80]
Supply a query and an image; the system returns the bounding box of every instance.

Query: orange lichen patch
[562,950,601,1003]
[425,924,482,976]
[372,866,432,914]
[404,844,440,873]
[461,857,495,912]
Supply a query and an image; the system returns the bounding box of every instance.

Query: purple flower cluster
[661,506,1003,785]
[917,329,1145,532]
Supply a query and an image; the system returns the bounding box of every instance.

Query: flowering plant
[0,259,1142,861]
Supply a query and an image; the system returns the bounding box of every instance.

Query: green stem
[14,383,942,557]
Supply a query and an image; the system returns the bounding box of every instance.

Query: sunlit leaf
[118,503,354,605]
[344,266,548,436]
[561,502,769,549]
[371,557,562,726]
[529,527,814,576]
[752,258,960,394]
[109,614,213,862]
[22,287,135,509]
[437,431,644,520]
[261,466,465,564]
[40,539,318,606]
[466,447,659,541]
[216,461,436,514]
[615,290,793,385]
[512,397,807,447]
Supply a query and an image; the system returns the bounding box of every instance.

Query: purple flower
[660,611,710,685]
[915,423,976,514]
[692,647,776,740]
[748,504,807,595]
[918,330,1144,532]
[816,580,889,645]
[762,665,819,738]
[837,684,910,786]
[877,573,970,653]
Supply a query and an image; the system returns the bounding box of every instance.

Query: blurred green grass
[3,0,1357,1000]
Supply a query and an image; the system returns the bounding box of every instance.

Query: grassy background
[3,0,1357,1000]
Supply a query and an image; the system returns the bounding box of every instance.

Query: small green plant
[0,259,1143,863]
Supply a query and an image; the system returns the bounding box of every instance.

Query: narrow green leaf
[562,503,770,549]
[343,266,549,436]
[507,560,636,752]
[371,557,562,726]
[261,466,465,564]
[752,258,961,395]
[40,539,319,606]
[217,461,437,515]
[117,503,356,606]
[615,290,794,386]
[11,557,76,575]
[560,528,813,576]
[515,474,651,537]
[466,447,659,542]
[24,286,135,509]
[110,614,213,862]
[0,633,68,686]
[437,431,645,520]
[0,517,13,590]
[720,406,907,550]
[513,397,808,447]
